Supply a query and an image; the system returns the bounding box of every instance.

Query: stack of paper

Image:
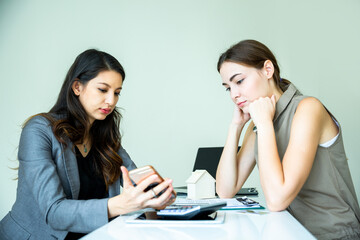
[174,197,264,210]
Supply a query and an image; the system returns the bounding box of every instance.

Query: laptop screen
[192,147,240,179]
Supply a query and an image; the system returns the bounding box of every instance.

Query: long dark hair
[37,49,125,189]
[217,39,290,92]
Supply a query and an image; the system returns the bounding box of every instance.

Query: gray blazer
[0,115,137,240]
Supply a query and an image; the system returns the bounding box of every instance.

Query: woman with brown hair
[0,49,174,240]
[216,39,360,239]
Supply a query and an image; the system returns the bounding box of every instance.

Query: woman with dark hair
[0,49,174,240]
[216,40,360,239]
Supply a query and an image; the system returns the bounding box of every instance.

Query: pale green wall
[1,0,359,218]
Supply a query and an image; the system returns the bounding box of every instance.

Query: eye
[115,92,121,96]
[225,87,230,92]
[98,88,107,93]
[237,79,244,84]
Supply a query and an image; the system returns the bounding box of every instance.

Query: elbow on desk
[266,203,286,212]
[265,197,289,212]
[217,192,235,199]
[216,188,236,199]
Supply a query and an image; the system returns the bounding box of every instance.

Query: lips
[100,108,111,114]
[237,100,247,108]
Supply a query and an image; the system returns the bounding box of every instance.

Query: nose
[230,88,240,102]
[105,93,116,106]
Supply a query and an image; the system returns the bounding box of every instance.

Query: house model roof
[186,170,215,184]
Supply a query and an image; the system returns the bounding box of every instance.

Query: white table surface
[81,190,315,240]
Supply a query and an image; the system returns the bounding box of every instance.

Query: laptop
[175,146,258,196]
[192,147,240,179]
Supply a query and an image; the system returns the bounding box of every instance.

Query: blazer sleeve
[118,145,137,187]
[17,116,132,233]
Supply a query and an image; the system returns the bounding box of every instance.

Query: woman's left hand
[249,95,276,128]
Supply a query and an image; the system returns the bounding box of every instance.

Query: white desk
[82,192,315,240]
[82,210,314,240]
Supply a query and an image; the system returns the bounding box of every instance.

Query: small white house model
[186,170,215,199]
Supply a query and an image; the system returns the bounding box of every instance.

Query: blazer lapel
[62,141,80,199]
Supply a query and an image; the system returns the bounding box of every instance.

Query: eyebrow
[98,82,122,90]
[222,73,242,86]
[229,73,242,82]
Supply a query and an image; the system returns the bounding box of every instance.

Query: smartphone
[129,165,177,202]
[236,187,258,196]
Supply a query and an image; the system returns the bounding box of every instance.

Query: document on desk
[174,197,265,210]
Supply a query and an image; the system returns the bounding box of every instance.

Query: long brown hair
[29,49,125,189]
[217,39,290,92]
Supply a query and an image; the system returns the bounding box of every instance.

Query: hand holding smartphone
[129,165,177,202]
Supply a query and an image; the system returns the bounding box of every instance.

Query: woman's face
[219,61,270,114]
[73,70,123,124]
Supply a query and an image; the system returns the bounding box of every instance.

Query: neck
[274,88,283,103]
[269,78,284,103]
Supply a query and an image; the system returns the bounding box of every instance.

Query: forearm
[107,195,135,218]
[216,123,244,197]
[47,198,109,232]
[256,121,287,210]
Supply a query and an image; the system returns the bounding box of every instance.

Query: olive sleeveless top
[254,84,360,239]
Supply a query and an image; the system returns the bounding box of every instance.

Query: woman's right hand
[231,105,251,126]
[107,166,174,218]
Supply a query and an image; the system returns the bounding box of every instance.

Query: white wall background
[1,0,359,219]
